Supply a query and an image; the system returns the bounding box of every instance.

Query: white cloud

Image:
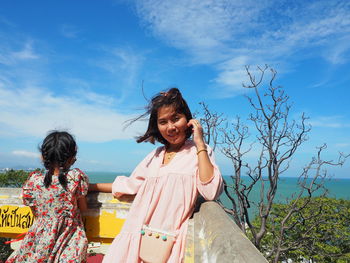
[0,16,15,27]
[324,36,350,64]
[134,0,350,94]
[0,34,147,143]
[79,90,116,106]
[0,152,41,169]
[0,86,146,142]
[11,41,39,60]
[60,24,80,38]
[309,116,350,128]
[61,77,117,106]
[335,143,350,148]
[212,56,255,97]
[136,0,266,64]
[92,46,145,102]
[12,150,39,159]
[0,40,40,66]
[95,47,144,84]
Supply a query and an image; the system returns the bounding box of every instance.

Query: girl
[7,131,89,263]
[90,88,223,263]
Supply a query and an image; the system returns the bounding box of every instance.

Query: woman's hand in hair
[188,119,214,183]
[187,119,205,149]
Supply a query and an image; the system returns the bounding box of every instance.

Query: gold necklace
[164,142,184,163]
[165,151,176,160]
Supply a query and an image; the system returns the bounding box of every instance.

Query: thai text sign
[0,205,34,234]
[0,204,126,240]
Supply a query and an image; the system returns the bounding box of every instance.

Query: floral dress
[6,168,89,263]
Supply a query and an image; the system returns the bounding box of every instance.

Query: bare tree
[198,65,348,261]
[198,102,225,152]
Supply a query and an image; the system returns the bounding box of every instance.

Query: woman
[90,88,223,262]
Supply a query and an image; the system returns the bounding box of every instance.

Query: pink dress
[103,140,223,263]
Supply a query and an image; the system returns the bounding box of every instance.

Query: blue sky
[0,0,349,178]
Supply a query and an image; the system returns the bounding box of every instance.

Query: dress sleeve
[73,168,89,198]
[112,149,156,197]
[196,145,223,201]
[22,171,37,207]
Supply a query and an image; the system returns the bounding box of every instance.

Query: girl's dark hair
[136,88,193,145]
[39,131,77,189]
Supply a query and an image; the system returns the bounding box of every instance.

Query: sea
[87,172,350,218]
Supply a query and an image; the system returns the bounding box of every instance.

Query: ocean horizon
[86,171,350,200]
[1,169,348,201]
[86,171,350,218]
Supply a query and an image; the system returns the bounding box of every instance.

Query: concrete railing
[193,201,268,262]
[0,188,267,262]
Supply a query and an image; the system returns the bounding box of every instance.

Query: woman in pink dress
[90,88,223,262]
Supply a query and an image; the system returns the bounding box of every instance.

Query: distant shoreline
[1,169,349,180]
[85,172,350,201]
[1,170,349,201]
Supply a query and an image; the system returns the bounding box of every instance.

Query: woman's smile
[157,105,188,148]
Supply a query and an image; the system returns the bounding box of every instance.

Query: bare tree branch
[198,65,349,262]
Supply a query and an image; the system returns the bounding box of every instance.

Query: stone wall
[0,188,267,262]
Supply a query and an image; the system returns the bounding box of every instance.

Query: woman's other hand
[88,183,112,193]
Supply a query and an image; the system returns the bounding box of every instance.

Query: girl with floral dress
[7,131,89,263]
[90,88,223,262]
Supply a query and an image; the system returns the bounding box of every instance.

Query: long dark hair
[39,131,77,189]
[135,88,193,145]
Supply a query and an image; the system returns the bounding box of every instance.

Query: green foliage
[253,197,350,262]
[0,169,43,260]
[0,169,42,187]
[0,237,13,262]
[0,169,29,187]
